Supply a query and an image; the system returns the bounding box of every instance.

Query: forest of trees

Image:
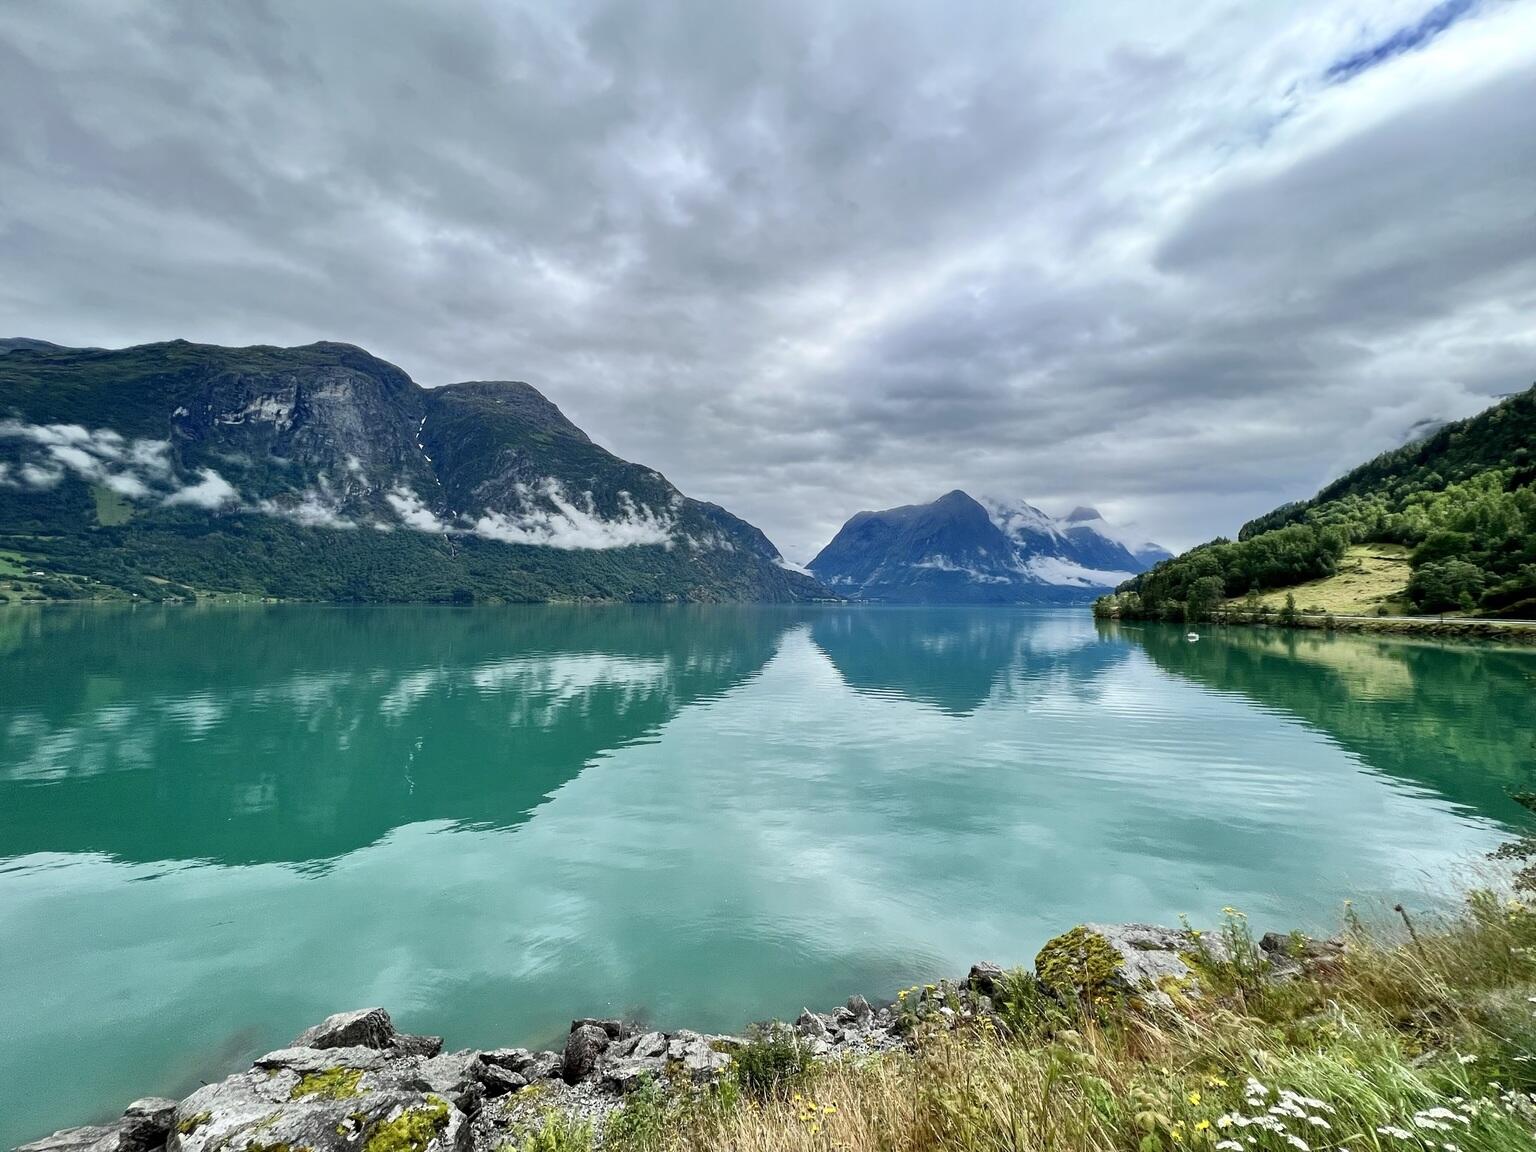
[1097,384,1536,622]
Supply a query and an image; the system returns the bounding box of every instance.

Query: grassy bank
[1228,545,1413,616]
[538,886,1536,1152]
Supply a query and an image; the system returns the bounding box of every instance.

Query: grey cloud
[1,0,1534,560]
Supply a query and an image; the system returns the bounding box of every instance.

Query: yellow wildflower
[1196,1120,1211,1132]
[1189,1091,1201,1105]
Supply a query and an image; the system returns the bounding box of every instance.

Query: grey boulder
[470,1059,526,1099]
[13,1126,125,1152]
[292,1007,397,1051]
[629,1031,668,1061]
[600,1057,664,1094]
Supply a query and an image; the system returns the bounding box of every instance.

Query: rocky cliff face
[808,490,1167,604]
[0,340,824,603]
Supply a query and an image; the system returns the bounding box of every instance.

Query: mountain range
[808,489,1169,603]
[0,339,822,603]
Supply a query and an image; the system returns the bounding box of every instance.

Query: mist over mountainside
[0,339,825,603]
[808,489,1168,604]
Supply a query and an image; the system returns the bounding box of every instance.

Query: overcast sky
[2,1,1534,560]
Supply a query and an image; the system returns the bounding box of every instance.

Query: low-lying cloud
[162,468,239,509]
[391,480,677,550]
[471,482,675,550]
[0,419,172,497]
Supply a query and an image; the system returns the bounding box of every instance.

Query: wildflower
[1207,1076,1230,1088]
[1285,1136,1310,1151]
[1196,1120,1211,1132]
[1306,1116,1331,1129]
[1282,1092,1331,1113]
[1190,1091,1202,1105]
[1377,1126,1414,1140]
[897,990,908,1000]
[1222,906,1246,918]
[1216,1142,1243,1151]
[1456,1054,1477,1065]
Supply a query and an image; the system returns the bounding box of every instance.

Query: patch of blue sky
[1325,0,1480,83]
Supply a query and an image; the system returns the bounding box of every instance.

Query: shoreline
[12,920,1316,1152]
[1101,610,1536,646]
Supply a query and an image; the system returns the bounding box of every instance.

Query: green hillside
[0,339,825,604]
[1097,383,1536,622]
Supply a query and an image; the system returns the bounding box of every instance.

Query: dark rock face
[1259,931,1346,982]
[393,1033,446,1058]
[471,1062,527,1098]
[117,1101,176,1152]
[562,1023,611,1085]
[966,962,1005,997]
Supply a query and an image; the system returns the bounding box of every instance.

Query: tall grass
[556,890,1536,1152]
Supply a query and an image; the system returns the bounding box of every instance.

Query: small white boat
[1186,632,1200,642]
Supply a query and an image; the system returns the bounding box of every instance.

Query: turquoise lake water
[2,604,1534,1145]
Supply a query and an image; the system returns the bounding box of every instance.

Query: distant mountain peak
[810,490,1168,604]
[1064,505,1102,523]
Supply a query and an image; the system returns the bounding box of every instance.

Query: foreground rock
[14,923,1342,1152]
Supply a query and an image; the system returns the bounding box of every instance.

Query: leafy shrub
[513,1111,591,1152]
[730,1023,812,1100]
[603,1077,669,1151]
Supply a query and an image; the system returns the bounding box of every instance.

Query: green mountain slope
[0,339,825,603]
[1099,383,1536,621]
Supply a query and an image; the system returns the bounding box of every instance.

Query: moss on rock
[1035,925,1124,996]
[289,1068,365,1101]
[177,1112,213,1135]
[362,1098,450,1152]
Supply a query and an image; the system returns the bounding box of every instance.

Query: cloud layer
[2,1,1534,558]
